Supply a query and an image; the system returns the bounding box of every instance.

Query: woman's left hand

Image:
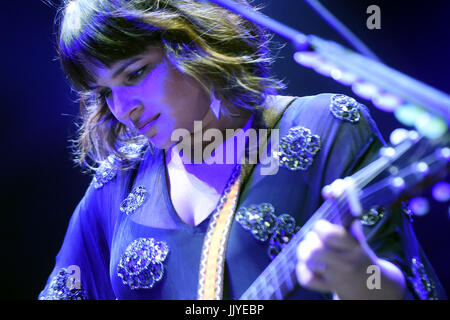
[295,219,405,299]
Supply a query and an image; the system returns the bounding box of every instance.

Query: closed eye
[127,65,148,82]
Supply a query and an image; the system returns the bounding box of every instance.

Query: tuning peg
[394,104,424,126]
[407,130,420,142]
[372,92,403,112]
[436,147,450,161]
[389,128,409,145]
[390,176,405,191]
[379,146,396,159]
[413,162,429,175]
[432,182,450,203]
[415,113,448,139]
[351,81,379,100]
[408,197,430,216]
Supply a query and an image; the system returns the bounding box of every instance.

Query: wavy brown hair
[56,0,285,171]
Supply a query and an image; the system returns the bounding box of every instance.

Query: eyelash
[127,65,148,82]
[96,65,149,100]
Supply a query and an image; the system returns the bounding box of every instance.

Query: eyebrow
[112,57,142,79]
[87,57,143,90]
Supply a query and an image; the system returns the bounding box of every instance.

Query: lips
[137,113,160,132]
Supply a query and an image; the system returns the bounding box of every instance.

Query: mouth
[137,113,160,133]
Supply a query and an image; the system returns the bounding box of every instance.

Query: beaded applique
[330,94,361,123]
[120,186,148,216]
[92,154,118,189]
[273,126,321,171]
[92,142,147,189]
[409,257,437,300]
[117,238,169,290]
[38,267,87,300]
[235,203,300,259]
[360,206,385,226]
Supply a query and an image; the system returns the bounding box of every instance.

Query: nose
[109,86,143,125]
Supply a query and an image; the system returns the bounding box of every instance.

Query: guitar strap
[197,96,297,300]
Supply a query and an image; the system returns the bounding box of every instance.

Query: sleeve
[311,93,447,300]
[38,182,116,300]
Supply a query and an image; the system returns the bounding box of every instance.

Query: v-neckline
[162,148,216,229]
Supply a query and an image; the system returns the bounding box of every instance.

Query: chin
[148,132,177,150]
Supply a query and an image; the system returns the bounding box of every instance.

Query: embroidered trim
[92,142,147,189]
[120,186,148,216]
[409,257,438,300]
[273,126,321,171]
[329,94,361,123]
[236,203,300,259]
[117,237,169,290]
[197,164,242,300]
[38,267,87,300]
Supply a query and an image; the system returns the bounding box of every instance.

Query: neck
[168,108,254,167]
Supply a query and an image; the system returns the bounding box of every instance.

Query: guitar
[239,131,449,300]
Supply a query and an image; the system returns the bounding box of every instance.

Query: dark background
[0,0,448,299]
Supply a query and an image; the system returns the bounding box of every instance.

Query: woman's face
[87,47,214,150]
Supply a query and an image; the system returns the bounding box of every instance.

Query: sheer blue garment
[38,93,447,300]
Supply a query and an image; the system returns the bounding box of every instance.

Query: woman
[39,0,445,300]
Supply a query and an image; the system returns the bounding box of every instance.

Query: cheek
[136,65,168,102]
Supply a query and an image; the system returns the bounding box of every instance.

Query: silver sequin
[117,238,169,290]
[236,203,299,259]
[330,94,361,123]
[273,126,321,171]
[92,142,147,189]
[38,268,87,300]
[120,186,148,216]
[93,155,119,189]
[360,206,385,226]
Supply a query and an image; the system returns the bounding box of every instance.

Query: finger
[297,230,354,275]
[349,219,366,244]
[296,261,331,293]
[306,246,356,274]
[297,231,322,263]
[313,219,359,250]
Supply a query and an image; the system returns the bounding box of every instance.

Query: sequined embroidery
[118,142,147,156]
[330,94,361,123]
[409,257,437,300]
[235,203,300,259]
[92,142,147,189]
[360,206,385,226]
[402,201,414,222]
[273,126,321,171]
[38,267,87,300]
[92,155,118,189]
[117,238,169,290]
[120,186,148,216]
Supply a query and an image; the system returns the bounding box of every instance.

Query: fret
[270,264,283,300]
[282,254,296,292]
[248,285,258,300]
